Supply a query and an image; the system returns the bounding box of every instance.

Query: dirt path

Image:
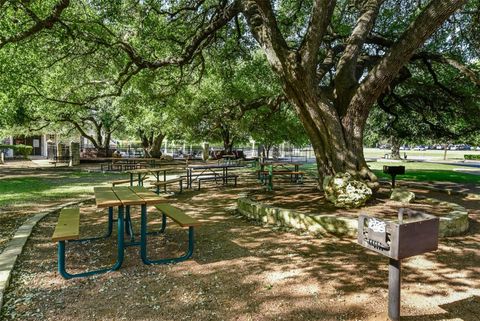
[1,176,479,321]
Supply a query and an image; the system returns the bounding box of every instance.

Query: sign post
[357,209,439,320]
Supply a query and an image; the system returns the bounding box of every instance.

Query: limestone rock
[323,172,372,208]
[390,188,415,203]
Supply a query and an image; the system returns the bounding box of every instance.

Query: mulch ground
[250,184,454,219]
[1,171,479,321]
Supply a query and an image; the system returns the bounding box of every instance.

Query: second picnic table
[258,161,304,190]
[127,167,185,193]
[186,163,244,189]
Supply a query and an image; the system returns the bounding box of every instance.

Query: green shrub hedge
[0,144,33,159]
[464,154,480,160]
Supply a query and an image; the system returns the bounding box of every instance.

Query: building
[1,134,52,158]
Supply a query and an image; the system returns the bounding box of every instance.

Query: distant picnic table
[258,161,305,190]
[127,167,185,193]
[186,163,244,189]
[99,157,185,172]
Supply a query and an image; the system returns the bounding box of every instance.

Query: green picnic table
[51,186,200,279]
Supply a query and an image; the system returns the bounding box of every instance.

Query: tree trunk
[150,134,164,158]
[223,139,234,154]
[103,131,111,157]
[263,144,272,159]
[221,127,234,154]
[443,143,448,160]
[139,130,164,158]
[281,77,377,188]
[391,136,401,160]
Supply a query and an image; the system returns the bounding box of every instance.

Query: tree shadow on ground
[402,295,480,321]
[1,174,479,321]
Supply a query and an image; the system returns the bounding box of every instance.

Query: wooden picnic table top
[94,186,164,208]
[127,167,182,174]
[260,161,303,166]
[88,157,158,162]
[113,186,145,206]
[94,186,122,208]
[129,186,166,204]
[187,163,245,170]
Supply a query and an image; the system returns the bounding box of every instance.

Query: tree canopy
[0,0,479,184]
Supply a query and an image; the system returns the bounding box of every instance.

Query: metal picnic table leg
[258,164,264,180]
[140,205,195,265]
[57,206,125,279]
[267,165,273,191]
[143,212,167,236]
[130,173,134,186]
[69,207,114,243]
[164,170,167,192]
[138,173,142,186]
[125,206,135,242]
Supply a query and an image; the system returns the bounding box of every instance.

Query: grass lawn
[302,161,480,185]
[363,147,480,160]
[369,161,480,184]
[0,170,123,207]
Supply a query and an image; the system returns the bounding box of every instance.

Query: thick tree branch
[299,0,336,69]
[241,0,290,75]
[122,1,240,70]
[345,0,468,130]
[335,0,384,115]
[0,0,70,49]
[433,56,480,87]
[61,117,100,149]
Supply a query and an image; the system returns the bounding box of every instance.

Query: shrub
[464,154,480,160]
[0,144,33,159]
[14,144,33,159]
[0,144,14,150]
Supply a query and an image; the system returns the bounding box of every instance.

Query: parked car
[413,146,427,151]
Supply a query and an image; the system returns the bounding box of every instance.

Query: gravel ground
[1,172,479,321]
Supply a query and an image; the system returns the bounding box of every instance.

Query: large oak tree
[238,0,470,186]
[1,0,477,187]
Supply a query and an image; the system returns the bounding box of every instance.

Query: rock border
[237,197,358,237]
[237,196,469,238]
[417,196,470,237]
[0,198,92,311]
[405,182,480,200]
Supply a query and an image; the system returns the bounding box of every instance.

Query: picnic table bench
[196,174,238,190]
[52,208,80,242]
[127,167,185,193]
[49,155,71,167]
[257,162,305,190]
[152,204,201,264]
[150,177,184,193]
[112,176,150,187]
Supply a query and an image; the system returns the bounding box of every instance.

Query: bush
[0,144,33,159]
[464,154,480,160]
[0,144,14,150]
[14,144,33,159]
